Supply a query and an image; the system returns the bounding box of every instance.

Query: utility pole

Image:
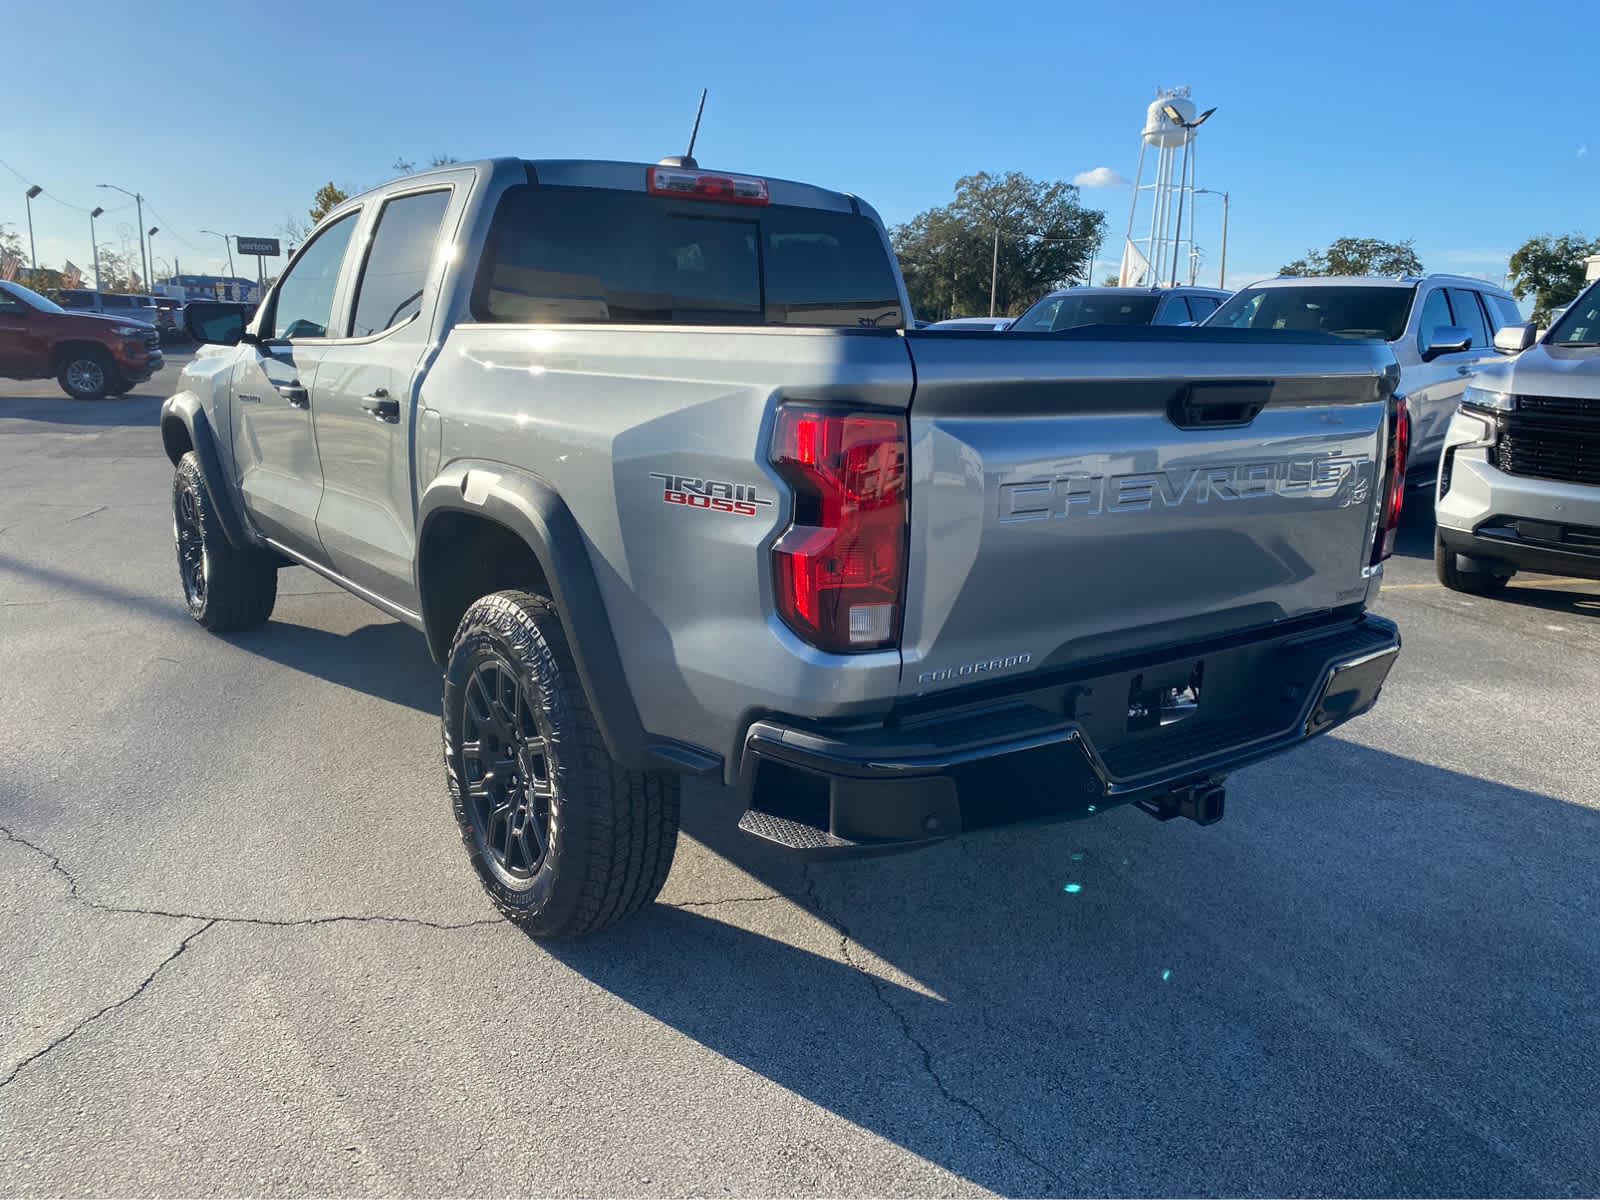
[24,185,42,271]
[147,227,160,285]
[89,207,104,291]
[202,230,236,282]
[97,183,150,291]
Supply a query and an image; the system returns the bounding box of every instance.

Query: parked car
[163,156,1403,939]
[1203,274,1522,482]
[1008,285,1231,333]
[0,279,163,399]
[58,289,163,327]
[1434,280,1600,595]
[928,316,1013,331]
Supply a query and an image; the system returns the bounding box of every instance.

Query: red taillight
[1371,396,1411,565]
[770,407,908,653]
[647,166,770,206]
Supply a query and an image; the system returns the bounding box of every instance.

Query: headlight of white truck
[1462,386,1514,412]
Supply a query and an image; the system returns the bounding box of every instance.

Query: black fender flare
[416,462,720,777]
[159,393,250,550]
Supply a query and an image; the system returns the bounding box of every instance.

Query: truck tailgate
[899,329,1399,696]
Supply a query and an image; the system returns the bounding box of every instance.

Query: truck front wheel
[57,347,120,400]
[442,591,681,938]
[172,452,279,630]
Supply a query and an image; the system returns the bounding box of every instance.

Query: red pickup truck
[0,279,164,399]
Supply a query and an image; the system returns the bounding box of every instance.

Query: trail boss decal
[650,473,774,517]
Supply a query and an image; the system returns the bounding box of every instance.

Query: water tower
[1120,87,1213,287]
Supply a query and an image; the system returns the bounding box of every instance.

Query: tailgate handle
[1169,381,1272,430]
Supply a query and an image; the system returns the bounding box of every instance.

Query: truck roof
[1246,273,1515,297]
[340,157,869,218]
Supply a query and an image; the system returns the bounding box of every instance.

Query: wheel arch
[416,462,720,777]
[51,339,113,374]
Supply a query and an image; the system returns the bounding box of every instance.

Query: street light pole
[147,227,160,285]
[89,207,104,291]
[24,185,42,271]
[990,225,1000,318]
[1160,105,1217,288]
[201,230,236,282]
[97,183,150,291]
[1196,189,1230,288]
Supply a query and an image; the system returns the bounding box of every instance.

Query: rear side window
[1446,288,1490,350]
[350,189,452,337]
[474,185,902,328]
[1186,295,1219,321]
[1482,292,1524,331]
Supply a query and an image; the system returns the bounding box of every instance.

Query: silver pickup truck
[162,156,1407,938]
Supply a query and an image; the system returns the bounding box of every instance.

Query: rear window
[1207,285,1415,340]
[474,185,902,328]
[1009,293,1161,332]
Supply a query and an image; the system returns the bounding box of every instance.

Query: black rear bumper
[736,613,1400,855]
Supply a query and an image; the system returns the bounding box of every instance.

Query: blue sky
[3,0,1593,298]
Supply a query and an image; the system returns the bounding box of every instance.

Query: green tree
[1508,233,1600,324]
[892,172,1106,320]
[92,247,134,292]
[309,182,350,224]
[1280,237,1423,278]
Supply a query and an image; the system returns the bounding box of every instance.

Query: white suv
[1204,274,1523,481]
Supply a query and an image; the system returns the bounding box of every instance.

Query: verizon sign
[236,236,280,257]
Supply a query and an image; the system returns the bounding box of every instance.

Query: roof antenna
[659,89,707,169]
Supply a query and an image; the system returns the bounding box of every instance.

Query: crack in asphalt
[796,863,1068,1192]
[0,919,217,1092]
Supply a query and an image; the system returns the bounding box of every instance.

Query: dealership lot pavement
[2,356,1598,1197]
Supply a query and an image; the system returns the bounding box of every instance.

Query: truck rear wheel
[172,452,279,630]
[1435,531,1511,596]
[442,590,680,938]
[57,347,120,401]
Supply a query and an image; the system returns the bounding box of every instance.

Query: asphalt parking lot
[2,354,1599,1198]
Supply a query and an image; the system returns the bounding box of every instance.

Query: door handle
[362,389,400,422]
[278,385,309,409]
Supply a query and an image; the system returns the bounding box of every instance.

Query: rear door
[228,210,361,557]
[899,331,1395,695]
[311,184,456,605]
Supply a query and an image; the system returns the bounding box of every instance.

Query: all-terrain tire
[1435,531,1511,596]
[172,451,278,631]
[57,347,120,400]
[443,590,681,938]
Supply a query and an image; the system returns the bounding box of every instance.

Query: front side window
[270,212,359,340]
[350,189,452,337]
[1209,285,1415,340]
[1482,293,1524,331]
[0,291,25,314]
[475,185,902,327]
[0,283,63,313]
[1416,288,1454,352]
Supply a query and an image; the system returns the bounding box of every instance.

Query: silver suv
[1205,274,1523,481]
[1434,281,1600,595]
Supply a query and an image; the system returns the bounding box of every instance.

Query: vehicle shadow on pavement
[0,392,163,428]
[552,740,1600,1197]
[220,618,442,714]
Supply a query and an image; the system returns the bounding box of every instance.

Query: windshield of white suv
[1009,292,1160,331]
[1206,284,1415,341]
[1546,284,1600,346]
[1,281,67,314]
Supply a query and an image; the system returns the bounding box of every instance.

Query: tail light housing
[1370,395,1410,565]
[770,407,908,653]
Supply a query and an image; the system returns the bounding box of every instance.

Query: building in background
[158,274,262,303]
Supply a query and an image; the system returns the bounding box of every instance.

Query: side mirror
[1493,322,1536,354]
[183,300,251,346]
[1422,325,1472,361]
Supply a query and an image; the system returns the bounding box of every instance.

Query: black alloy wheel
[174,481,208,610]
[459,654,555,885]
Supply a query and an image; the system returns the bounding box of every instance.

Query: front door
[312,186,454,606]
[229,211,361,559]
[0,289,35,375]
